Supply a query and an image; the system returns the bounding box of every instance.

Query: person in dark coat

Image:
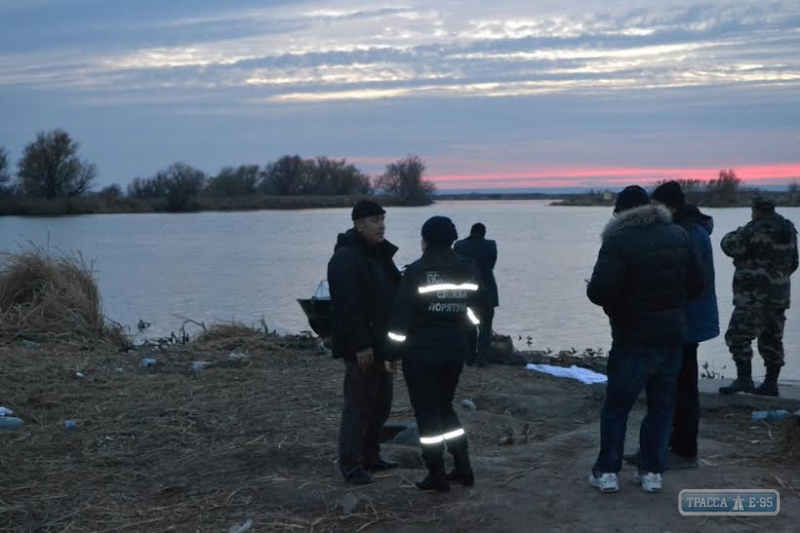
[624,181,720,470]
[387,216,484,492]
[587,186,703,494]
[327,199,402,485]
[454,223,499,367]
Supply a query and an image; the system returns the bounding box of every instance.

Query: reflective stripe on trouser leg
[420,428,464,445]
[419,439,446,469]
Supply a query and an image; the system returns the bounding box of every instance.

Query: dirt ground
[1,332,798,533]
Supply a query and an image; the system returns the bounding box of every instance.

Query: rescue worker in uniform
[719,196,798,397]
[387,216,484,492]
[328,199,402,485]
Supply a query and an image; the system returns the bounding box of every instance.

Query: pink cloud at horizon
[430,163,800,189]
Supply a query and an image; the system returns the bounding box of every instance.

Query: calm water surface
[1,201,798,382]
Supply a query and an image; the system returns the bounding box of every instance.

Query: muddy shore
[1,332,798,532]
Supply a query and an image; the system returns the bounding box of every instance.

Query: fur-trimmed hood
[602,204,673,241]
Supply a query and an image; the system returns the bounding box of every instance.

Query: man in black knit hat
[624,180,719,470]
[586,185,703,494]
[328,199,402,485]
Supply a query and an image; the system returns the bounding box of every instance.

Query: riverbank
[550,191,800,208]
[1,330,798,532]
[0,194,417,217]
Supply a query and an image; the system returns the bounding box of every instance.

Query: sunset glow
[431,163,800,190]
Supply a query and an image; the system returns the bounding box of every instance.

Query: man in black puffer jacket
[328,199,402,485]
[586,186,703,495]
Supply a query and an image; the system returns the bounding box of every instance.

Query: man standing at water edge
[328,199,402,485]
[586,186,703,494]
[624,181,720,470]
[719,196,798,397]
[454,223,499,367]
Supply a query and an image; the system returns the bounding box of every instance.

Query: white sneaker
[636,472,662,493]
[588,472,619,493]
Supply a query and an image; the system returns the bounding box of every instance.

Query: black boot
[754,366,780,397]
[447,442,475,487]
[415,466,450,492]
[719,361,755,395]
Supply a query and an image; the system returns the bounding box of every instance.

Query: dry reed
[0,246,128,347]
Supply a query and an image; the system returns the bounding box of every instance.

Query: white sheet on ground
[525,363,607,385]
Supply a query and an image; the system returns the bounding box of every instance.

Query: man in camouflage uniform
[719,197,798,397]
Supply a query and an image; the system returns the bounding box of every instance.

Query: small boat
[297,280,332,338]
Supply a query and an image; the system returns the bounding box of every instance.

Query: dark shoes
[364,458,399,472]
[753,365,781,397]
[719,361,755,395]
[346,468,374,485]
[415,468,450,492]
[754,381,779,397]
[719,377,755,395]
[447,468,475,487]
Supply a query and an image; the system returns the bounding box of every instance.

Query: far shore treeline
[1,129,798,217]
[0,129,436,216]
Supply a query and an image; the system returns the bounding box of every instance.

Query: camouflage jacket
[720,212,798,308]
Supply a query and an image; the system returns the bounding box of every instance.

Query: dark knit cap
[470,223,486,236]
[614,185,651,214]
[651,181,686,208]
[351,199,385,220]
[421,216,458,247]
[751,196,776,211]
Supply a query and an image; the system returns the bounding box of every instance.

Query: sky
[1,0,800,190]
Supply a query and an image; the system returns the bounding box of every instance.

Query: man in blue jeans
[624,181,720,470]
[587,186,703,493]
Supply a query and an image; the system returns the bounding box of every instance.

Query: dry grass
[1,326,796,532]
[0,330,471,532]
[0,247,129,347]
[778,416,800,461]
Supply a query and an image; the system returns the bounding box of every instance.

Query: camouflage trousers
[724,306,786,368]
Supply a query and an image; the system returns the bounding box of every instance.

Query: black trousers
[338,360,393,479]
[669,343,700,459]
[466,306,495,365]
[403,355,466,468]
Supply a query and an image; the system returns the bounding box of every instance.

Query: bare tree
[161,163,206,211]
[308,157,372,195]
[707,169,742,205]
[205,165,260,197]
[98,184,123,200]
[375,155,436,204]
[127,175,168,200]
[0,146,9,186]
[260,155,310,195]
[17,129,97,198]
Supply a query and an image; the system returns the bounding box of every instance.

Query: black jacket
[454,235,499,307]
[327,229,401,361]
[587,204,704,348]
[388,247,484,362]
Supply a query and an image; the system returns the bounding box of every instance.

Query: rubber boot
[447,440,475,487]
[416,453,450,492]
[719,361,755,395]
[754,366,780,397]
